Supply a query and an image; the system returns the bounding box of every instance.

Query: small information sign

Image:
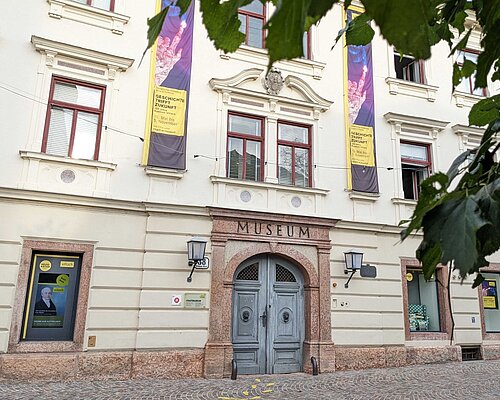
[184,293,206,309]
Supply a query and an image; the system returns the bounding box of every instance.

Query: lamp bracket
[187,257,210,282]
[344,269,357,289]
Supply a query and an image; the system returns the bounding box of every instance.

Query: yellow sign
[405,272,413,282]
[484,296,497,309]
[152,86,186,136]
[60,261,74,268]
[56,274,69,287]
[53,287,65,293]
[39,260,51,272]
[350,124,375,166]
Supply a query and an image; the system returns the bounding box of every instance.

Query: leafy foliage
[145,0,500,284]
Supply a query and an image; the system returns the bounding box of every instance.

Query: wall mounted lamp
[343,249,377,288]
[187,237,209,283]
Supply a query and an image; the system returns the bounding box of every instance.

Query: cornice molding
[31,35,134,70]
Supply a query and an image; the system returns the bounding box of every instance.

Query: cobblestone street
[1,360,499,400]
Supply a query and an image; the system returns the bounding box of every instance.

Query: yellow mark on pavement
[266,383,274,387]
[242,390,249,396]
[262,390,273,393]
[249,397,261,399]
[255,378,261,382]
[251,385,257,389]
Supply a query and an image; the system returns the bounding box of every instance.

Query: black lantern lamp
[344,249,363,289]
[343,249,377,288]
[187,237,209,283]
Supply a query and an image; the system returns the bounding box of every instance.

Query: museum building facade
[0,0,500,380]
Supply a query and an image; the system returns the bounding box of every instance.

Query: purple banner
[346,9,379,193]
[145,0,194,169]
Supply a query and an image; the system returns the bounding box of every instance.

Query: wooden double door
[232,255,304,374]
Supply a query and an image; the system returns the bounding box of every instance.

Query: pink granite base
[0,349,204,382]
[481,345,500,360]
[335,345,461,371]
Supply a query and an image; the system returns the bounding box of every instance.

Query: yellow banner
[350,124,375,166]
[152,86,186,136]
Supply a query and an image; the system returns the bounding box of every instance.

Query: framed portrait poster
[482,279,498,310]
[21,253,82,341]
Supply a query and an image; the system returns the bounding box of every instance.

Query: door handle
[260,309,267,328]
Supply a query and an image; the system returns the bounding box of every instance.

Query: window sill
[349,191,380,202]
[453,91,486,108]
[408,332,450,341]
[385,77,438,102]
[211,176,329,195]
[145,166,185,180]
[220,45,326,80]
[392,197,417,206]
[47,0,130,35]
[19,151,116,171]
[210,176,329,215]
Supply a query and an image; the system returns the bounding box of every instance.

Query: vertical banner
[343,7,379,193]
[143,0,195,169]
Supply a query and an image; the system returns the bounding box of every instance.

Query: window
[72,0,115,11]
[481,273,500,332]
[456,50,487,96]
[302,31,311,60]
[400,142,431,200]
[394,53,426,84]
[227,113,264,181]
[407,270,441,332]
[401,259,451,340]
[277,122,311,187]
[238,0,265,48]
[42,76,106,160]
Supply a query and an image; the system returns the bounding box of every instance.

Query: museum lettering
[237,221,310,238]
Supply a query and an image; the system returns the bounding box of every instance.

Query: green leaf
[265,0,311,66]
[416,240,442,281]
[200,0,250,54]
[140,7,170,66]
[440,197,489,277]
[469,95,500,127]
[400,173,449,241]
[449,28,471,55]
[461,59,477,78]
[452,62,461,87]
[472,273,485,289]
[176,0,192,15]
[345,13,375,46]
[362,0,435,60]
[446,149,473,184]
[451,10,468,34]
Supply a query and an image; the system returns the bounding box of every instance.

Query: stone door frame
[204,207,337,378]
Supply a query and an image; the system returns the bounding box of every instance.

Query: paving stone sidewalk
[1,360,499,400]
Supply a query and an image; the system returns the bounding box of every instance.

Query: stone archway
[204,208,337,378]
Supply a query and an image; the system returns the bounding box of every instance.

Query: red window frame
[42,76,106,161]
[78,0,115,11]
[400,141,431,200]
[238,1,266,48]
[457,49,487,96]
[226,112,265,181]
[277,120,312,187]
[394,52,426,84]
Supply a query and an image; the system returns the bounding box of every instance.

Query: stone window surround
[384,112,449,202]
[385,48,438,102]
[210,68,332,188]
[478,264,500,341]
[27,36,133,179]
[400,258,453,341]
[204,207,337,378]
[8,240,94,353]
[47,0,130,35]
